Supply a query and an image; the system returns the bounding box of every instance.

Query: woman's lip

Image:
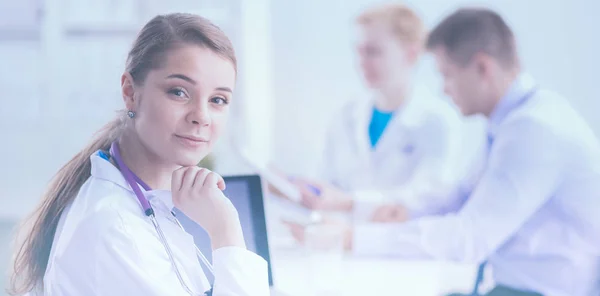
[175,135,209,148]
[175,135,209,142]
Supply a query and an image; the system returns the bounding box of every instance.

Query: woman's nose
[188,104,211,126]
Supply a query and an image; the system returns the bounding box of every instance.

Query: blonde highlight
[356,2,426,48]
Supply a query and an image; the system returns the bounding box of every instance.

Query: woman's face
[123,45,236,167]
[356,22,413,91]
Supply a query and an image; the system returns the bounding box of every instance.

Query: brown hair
[426,8,518,67]
[356,2,426,48]
[9,13,236,295]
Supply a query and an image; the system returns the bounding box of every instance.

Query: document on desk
[267,193,322,226]
[236,147,302,202]
[235,147,321,225]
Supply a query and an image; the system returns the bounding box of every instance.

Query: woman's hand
[171,167,245,250]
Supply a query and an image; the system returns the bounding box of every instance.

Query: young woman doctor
[10,13,269,296]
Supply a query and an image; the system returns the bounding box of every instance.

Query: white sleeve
[92,214,204,296]
[71,210,269,296]
[352,119,564,262]
[315,114,348,189]
[212,247,270,296]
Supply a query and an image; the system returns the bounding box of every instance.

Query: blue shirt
[353,74,600,296]
[368,107,394,147]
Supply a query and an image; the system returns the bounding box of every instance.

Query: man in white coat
[319,8,600,296]
[288,3,481,223]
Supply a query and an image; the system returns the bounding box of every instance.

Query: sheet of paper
[236,147,302,203]
[234,146,322,224]
[266,193,321,226]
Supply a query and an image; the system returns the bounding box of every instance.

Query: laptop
[174,174,289,295]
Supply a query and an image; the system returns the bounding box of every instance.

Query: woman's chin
[173,152,209,167]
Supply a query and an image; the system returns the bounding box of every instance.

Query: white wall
[269,0,600,176]
[1,0,598,235]
[4,0,597,218]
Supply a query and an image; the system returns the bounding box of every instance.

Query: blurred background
[0,0,598,295]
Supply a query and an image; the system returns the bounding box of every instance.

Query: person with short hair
[285,2,469,226]
[295,7,600,296]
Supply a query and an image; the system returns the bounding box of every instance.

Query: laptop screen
[173,174,273,285]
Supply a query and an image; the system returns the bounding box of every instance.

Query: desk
[263,200,482,295]
[269,246,477,296]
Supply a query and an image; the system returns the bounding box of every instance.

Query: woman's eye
[168,88,187,98]
[211,96,229,105]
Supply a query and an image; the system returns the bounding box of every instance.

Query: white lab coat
[318,88,477,219]
[36,152,269,296]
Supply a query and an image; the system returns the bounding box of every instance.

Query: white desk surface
[263,197,482,296]
[268,245,478,296]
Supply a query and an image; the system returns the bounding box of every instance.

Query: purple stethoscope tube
[107,141,213,296]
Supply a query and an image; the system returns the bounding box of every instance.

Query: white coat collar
[90,151,175,212]
[349,87,431,140]
[346,89,427,162]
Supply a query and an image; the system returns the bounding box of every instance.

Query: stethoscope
[105,141,213,296]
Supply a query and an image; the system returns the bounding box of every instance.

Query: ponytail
[9,116,125,295]
[9,12,238,295]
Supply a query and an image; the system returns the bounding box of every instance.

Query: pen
[288,176,321,196]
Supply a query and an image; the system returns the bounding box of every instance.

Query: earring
[127,111,136,118]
